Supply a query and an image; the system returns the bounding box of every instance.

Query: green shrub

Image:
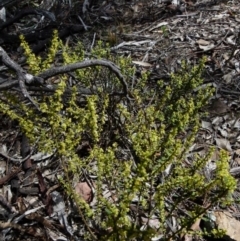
[0,31,236,240]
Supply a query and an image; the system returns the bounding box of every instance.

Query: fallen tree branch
[0,0,17,8]
[0,47,129,109]
[0,46,41,110]
[0,79,18,90]
[38,59,129,95]
[0,8,55,31]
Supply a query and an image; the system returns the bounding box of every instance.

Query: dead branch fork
[0,46,129,110]
[0,46,43,110]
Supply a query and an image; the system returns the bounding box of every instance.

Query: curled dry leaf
[196,39,210,46]
[75,182,93,203]
[132,61,152,67]
[198,43,215,51]
[141,216,160,230]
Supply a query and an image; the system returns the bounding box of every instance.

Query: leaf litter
[1,0,240,240]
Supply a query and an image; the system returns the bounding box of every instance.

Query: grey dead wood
[0,46,41,110]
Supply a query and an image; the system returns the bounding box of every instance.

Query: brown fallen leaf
[0,167,21,187]
[208,98,229,115]
[75,182,93,203]
[215,211,240,241]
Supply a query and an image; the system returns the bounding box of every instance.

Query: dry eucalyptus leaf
[215,138,232,152]
[132,61,152,67]
[217,127,228,138]
[151,235,163,241]
[215,211,240,241]
[0,160,6,175]
[209,99,229,115]
[226,35,236,45]
[211,13,229,20]
[234,149,240,156]
[201,120,212,131]
[212,116,222,125]
[141,216,160,229]
[198,43,215,51]
[196,39,210,45]
[0,144,7,153]
[234,157,240,165]
[149,21,168,31]
[75,182,92,203]
[222,73,233,84]
[0,7,6,22]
